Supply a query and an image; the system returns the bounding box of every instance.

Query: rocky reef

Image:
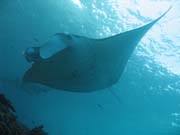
[0,93,48,135]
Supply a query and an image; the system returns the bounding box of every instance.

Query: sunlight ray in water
[71,0,84,8]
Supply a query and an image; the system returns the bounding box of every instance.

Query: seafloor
[0,93,48,135]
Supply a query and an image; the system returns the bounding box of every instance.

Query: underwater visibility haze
[0,0,180,135]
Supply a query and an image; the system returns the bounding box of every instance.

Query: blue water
[0,0,180,135]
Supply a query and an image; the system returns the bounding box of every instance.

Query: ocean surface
[0,0,180,135]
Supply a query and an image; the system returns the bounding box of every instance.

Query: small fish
[33,38,39,43]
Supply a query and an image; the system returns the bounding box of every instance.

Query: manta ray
[23,7,171,92]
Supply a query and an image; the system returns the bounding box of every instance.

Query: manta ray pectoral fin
[99,6,172,58]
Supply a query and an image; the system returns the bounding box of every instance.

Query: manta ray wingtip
[153,6,172,23]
